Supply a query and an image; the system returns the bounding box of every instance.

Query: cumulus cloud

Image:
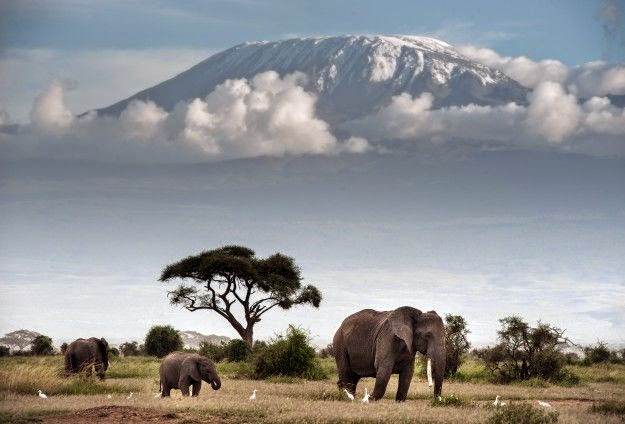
[525,82,582,143]
[1,72,369,162]
[29,80,75,134]
[457,44,625,97]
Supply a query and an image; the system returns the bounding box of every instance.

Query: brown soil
[42,406,231,424]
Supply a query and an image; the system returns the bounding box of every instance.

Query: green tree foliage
[108,347,120,357]
[444,314,470,377]
[199,341,227,362]
[160,245,322,346]
[30,335,54,356]
[0,346,10,357]
[144,325,183,358]
[119,341,142,356]
[318,343,334,358]
[475,316,577,383]
[253,326,326,380]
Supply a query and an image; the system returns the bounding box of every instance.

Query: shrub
[253,325,327,380]
[487,403,558,424]
[144,325,183,358]
[590,400,625,416]
[430,393,467,407]
[199,341,227,362]
[583,342,611,365]
[108,347,120,357]
[225,339,249,362]
[30,335,54,356]
[60,343,68,355]
[0,346,10,357]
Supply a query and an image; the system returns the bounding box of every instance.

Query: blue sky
[0,1,624,349]
[2,0,623,64]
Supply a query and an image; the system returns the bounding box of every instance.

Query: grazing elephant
[64,337,109,380]
[159,352,221,397]
[333,306,446,401]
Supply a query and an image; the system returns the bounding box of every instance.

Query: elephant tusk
[426,358,433,387]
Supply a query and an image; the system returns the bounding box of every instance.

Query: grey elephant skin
[333,306,446,401]
[64,337,109,380]
[159,352,222,397]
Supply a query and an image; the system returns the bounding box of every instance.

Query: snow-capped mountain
[96,35,528,124]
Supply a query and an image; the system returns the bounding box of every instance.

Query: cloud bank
[1,44,624,162]
[1,71,368,162]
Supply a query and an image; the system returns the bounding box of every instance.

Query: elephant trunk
[210,376,221,390]
[428,340,446,397]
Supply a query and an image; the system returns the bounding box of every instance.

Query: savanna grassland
[1,356,625,423]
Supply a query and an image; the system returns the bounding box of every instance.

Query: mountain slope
[96,35,528,124]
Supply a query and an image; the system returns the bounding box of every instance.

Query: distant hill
[179,331,230,349]
[0,329,41,352]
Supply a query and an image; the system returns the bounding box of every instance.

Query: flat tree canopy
[159,245,321,346]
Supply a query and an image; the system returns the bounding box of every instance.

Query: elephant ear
[181,356,202,382]
[388,307,418,355]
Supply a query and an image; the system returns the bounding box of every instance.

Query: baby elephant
[159,352,221,397]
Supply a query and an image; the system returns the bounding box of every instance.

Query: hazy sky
[0,0,624,349]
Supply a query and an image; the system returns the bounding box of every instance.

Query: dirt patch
[41,406,230,424]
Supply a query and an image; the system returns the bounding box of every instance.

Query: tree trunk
[242,327,254,348]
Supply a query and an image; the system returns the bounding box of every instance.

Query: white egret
[344,389,354,401]
[249,389,257,401]
[538,400,552,408]
[37,390,48,399]
[126,392,134,400]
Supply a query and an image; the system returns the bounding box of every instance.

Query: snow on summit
[96,35,528,124]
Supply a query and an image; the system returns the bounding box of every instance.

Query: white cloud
[456,45,569,88]
[0,48,213,123]
[525,81,582,143]
[29,80,75,133]
[569,62,625,97]
[1,72,369,162]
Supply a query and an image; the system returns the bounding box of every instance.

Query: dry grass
[1,356,624,423]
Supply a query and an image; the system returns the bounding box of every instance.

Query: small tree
[30,335,54,356]
[160,245,322,347]
[145,325,183,358]
[0,346,10,357]
[318,343,334,358]
[199,341,227,362]
[119,341,141,356]
[476,316,575,383]
[583,342,611,365]
[444,314,470,377]
[60,342,68,354]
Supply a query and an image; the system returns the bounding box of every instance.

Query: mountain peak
[96,34,527,124]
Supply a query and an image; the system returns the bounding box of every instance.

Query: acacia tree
[159,245,322,347]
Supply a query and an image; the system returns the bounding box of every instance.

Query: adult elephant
[64,337,109,380]
[159,352,221,397]
[333,306,446,401]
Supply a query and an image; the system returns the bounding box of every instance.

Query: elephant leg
[179,377,191,396]
[95,363,106,380]
[372,363,393,401]
[161,384,171,397]
[336,349,359,395]
[395,361,414,402]
[191,381,201,397]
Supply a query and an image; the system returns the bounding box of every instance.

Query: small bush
[318,343,334,358]
[430,393,467,407]
[199,341,227,362]
[225,339,249,362]
[487,403,558,424]
[119,341,142,357]
[253,325,327,380]
[590,400,625,416]
[0,346,10,357]
[144,325,183,358]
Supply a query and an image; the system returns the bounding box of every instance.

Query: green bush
[430,394,467,407]
[199,341,227,362]
[253,325,327,380]
[0,346,10,357]
[226,339,249,362]
[590,400,625,416]
[30,335,54,356]
[144,325,183,358]
[487,403,558,424]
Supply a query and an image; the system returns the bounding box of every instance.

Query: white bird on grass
[249,389,257,401]
[493,395,507,407]
[106,394,112,399]
[537,400,552,408]
[37,390,48,399]
[154,393,161,398]
[362,388,369,404]
[344,389,354,401]
[126,392,134,400]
